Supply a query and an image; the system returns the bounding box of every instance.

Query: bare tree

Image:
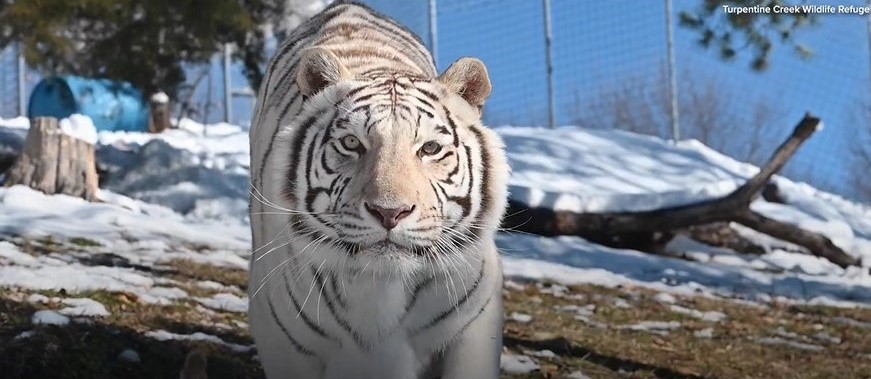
[568,67,784,166]
[568,72,669,137]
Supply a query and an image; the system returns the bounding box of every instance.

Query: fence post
[223,43,232,124]
[867,0,871,97]
[18,43,25,117]
[665,0,680,142]
[429,0,438,69]
[543,0,556,128]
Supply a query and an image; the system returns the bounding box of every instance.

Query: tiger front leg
[438,286,503,379]
[324,338,423,379]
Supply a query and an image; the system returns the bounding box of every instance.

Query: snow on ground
[500,234,871,307]
[499,126,871,265]
[694,328,714,339]
[0,186,249,252]
[616,321,682,336]
[145,330,253,353]
[1,117,870,313]
[0,241,190,305]
[508,312,533,323]
[500,353,540,374]
[567,371,592,379]
[32,310,71,326]
[751,336,824,352]
[194,293,248,313]
[58,298,111,317]
[58,114,99,145]
[668,304,726,322]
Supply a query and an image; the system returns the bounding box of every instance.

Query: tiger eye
[340,135,361,151]
[419,141,442,156]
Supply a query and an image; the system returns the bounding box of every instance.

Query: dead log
[4,117,99,201]
[678,222,766,256]
[502,113,861,268]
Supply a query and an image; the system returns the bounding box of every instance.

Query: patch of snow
[14,330,35,340]
[653,292,677,304]
[567,371,592,379]
[233,320,249,329]
[537,283,569,297]
[529,349,556,359]
[0,243,191,305]
[668,305,727,322]
[32,310,70,326]
[499,233,871,308]
[194,293,248,313]
[145,330,252,353]
[508,312,533,324]
[694,328,714,339]
[812,332,842,345]
[195,280,239,292]
[0,242,38,265]
[26,293,51,304]
[831,316,871,329]
[0,117,30,129]
[504,280,526,291]
[139,287,189,305]
[772,327,804,341]
[555,304,596,316]
[612,297,632,308]
[751,337,824,352]
[59,114,98,145]
[59,297,110,317]
[0,185,249,252]
[500,353,539,374]
[151,92,169,104]
[618,321,681,336]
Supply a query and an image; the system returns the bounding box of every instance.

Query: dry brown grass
[502,282,871,379]
[1,255,870,379]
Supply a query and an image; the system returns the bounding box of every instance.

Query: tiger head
[271,48,509,273]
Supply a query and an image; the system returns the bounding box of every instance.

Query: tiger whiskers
[249,181,339,217]
[297,256,330,322]
[251,226,324,299]
[251,217,306,261]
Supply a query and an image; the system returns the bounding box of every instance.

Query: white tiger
[248,2,509,378]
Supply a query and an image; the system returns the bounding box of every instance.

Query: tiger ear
[437,58,492,110]
[296,47,351,96]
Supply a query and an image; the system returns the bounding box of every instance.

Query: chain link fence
[1,0,869,203]
[364,0,871,203]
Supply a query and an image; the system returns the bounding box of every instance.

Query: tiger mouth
[323,229,476,257]
[328,236,430,257]
[359,239,429,256]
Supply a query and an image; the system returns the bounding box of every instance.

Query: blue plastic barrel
[28,76,149,132]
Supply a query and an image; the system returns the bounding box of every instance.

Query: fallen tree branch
[734,210,859,268]
[502,113,861,268]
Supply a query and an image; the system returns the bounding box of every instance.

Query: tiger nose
[364,202,415,230]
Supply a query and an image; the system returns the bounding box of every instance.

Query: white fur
[247,4,509,379]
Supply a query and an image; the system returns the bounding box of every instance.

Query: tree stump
[4,117,99,201]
